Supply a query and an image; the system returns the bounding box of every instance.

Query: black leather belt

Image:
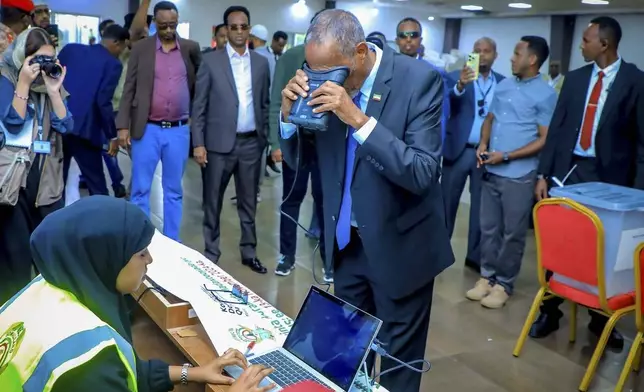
[236,130,258,139]
[149,119,188,128]
[466,143,478,149]
[572,154,596,162]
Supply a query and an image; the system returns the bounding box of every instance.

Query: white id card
[33,140,51,154]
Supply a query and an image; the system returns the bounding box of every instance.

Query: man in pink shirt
[116,1,201,241]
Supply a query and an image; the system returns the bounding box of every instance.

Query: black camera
[288,63,350,131]
[29,55,63,79]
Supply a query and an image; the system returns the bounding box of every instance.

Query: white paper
[145,231,389,392]
[615,228,644,271]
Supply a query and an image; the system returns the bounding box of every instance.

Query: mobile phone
[466,53,480,80]
[479,152,489,161]
[45,24,59,45]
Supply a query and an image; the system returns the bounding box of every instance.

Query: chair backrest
[635,243,644,332]
[533,198,603,288]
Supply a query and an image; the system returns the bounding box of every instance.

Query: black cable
[136,284,169,304]
[279,126,331,292]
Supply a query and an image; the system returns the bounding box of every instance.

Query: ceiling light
[427,16,435,21]
[581,0,609,4]
[461,5,484,11]
[508,2,532,8]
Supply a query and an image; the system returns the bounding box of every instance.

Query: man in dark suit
[116,1,201,241]
[191,6,270,273]
[58,24,129,196]
[530,16,644,349]
[280,10,454,392]
[442,38,504,273]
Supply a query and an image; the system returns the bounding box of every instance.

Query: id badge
[33,140,51,154]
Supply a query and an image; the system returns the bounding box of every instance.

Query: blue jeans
[131,123,189,241]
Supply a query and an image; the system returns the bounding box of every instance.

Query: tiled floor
[122,156,642,392]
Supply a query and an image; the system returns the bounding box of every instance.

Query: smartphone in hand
[466,53,480,80]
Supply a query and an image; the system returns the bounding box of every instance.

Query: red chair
[513,198,636,392]
[614,243,644,391]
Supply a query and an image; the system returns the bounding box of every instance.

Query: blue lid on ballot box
[549,182,644,211]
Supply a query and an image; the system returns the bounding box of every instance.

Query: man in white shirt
[191,6,271,273]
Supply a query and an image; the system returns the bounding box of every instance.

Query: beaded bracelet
[14,91,28,101]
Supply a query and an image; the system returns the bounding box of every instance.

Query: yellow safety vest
[0,276,138,392]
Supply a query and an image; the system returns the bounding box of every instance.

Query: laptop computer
[225,286,382,391]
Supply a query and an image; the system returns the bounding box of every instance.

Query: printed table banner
[146,231,388,392]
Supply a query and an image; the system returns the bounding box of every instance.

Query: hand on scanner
[281,69,309,122]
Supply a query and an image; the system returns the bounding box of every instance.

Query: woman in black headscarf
[0,196,274,392]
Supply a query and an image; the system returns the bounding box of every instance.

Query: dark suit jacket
[538,61,644,188]
[115,36,202,140]
[191,48,270,153]
[281,47,454,300]
[443,70,505,162]
[58,44,122,147]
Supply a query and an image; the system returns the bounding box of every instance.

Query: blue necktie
[336,92,362,250]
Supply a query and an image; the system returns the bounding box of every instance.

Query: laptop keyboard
[249,350,327,388]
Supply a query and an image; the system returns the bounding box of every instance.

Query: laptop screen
[283,287,381,391]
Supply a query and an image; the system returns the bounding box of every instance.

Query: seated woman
[0,196,274,392]
[0,27,73,305]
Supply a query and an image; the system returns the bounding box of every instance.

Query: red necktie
[579,71,605,150]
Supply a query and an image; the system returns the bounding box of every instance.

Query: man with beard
[441,37,504,273]
[192,6,270,272]
[116,1,201,241]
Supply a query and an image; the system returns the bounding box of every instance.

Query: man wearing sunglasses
[116,1,202,241]
[441,37,505,274]
[395,18,449,150]
[192,6,271,274]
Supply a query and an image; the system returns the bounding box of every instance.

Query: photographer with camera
[0,27,73,304]
[280,10,452,392]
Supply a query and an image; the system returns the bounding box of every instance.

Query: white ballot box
[549,182,644,297]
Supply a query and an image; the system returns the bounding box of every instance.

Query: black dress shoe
[529,312,561,338]
[588,321,624,350]
[113,184,127,198]
[464,258,481,273]
[242,258,267,274]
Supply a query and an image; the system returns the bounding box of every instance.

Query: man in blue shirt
[58,24,128,196]
[466,36,557,309]
[395,17,449,144]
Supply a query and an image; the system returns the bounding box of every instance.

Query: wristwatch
[180,363,192,385]
[502,152,510,162]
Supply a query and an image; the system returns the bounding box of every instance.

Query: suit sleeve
[190,58,211,148]
[634,75,644,189]
[356,69,443,195]
[262,60,270,141]
[98,59,123,140]
[115,46,139,130]
[192,42,202,72]
[537,75,570,176]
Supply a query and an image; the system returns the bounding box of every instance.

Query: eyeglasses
[477,99,487,117]
[156,22,178,30]
[228,24,250,32]
[397,31,420,39]
[202,284,249,305]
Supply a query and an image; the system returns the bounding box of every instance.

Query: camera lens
[43,62,62,79]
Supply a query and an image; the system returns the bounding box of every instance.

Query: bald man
[441,37,505,273]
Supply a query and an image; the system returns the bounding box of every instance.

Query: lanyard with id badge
[32,94,51,155]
